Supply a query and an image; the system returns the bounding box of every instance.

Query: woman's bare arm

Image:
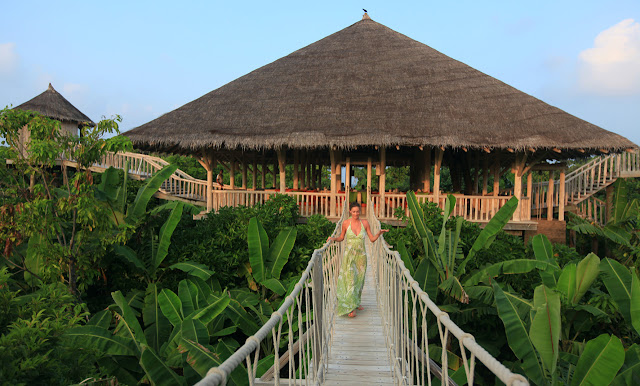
[328,220,349,242]
[362,219,388,242]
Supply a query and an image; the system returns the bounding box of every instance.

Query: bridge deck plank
[323,253,395,385]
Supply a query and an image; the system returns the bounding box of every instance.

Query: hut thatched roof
[15,84,95,126]
[125,15,636,153]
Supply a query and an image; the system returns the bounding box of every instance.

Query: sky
[1,0,639,145]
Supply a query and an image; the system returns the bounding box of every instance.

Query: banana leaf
[267,227,297,279]
[413,257,438,300]
[113,245,146,272]
[179,339,221,377]
[600,258,640,335]
[179,279,198,318]
[127,164,178,221]
[532,234,559,288]
[611,343,640,386]
[170,261,214,281]
[492,281,545,385]
[397,240,415,275]
[139,344,186,386]
[530,285,561,375]
[143,283,171,352]
[572,253,600,305]
[65,325,137,356]
[248,217,269,283]
[181,317,209,344]
[88,309,113,329]
[556,263,576,303]
[113,290,148,347]
[262,277,287,296]
[191,293,230,325]
[464,259,557,286]
[159,289,184,327]
[458,196,518,274]
[407,191,430,239]
[437,195,457,255]
[571,334,624,386]
[153,201,184,275]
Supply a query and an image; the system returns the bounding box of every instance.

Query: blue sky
[1,0,639,145]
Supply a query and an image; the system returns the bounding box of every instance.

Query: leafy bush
[0,268,98,385]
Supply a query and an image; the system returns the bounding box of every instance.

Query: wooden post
[482,158,489,195]
[230,161,236,189]
[272,157,277,189]
[493,154,500,197]
[527,172,533,199]
[433,148,444,205]
[547,174,555,221]
[380,148,386,216]
[261,153,266,189]
[252,156,257,190]
[293,150,299,190]
[367,157,372,198]
[423,147,431,193]
[198,152,215,212]
[330,149,337,217]
[277,149,286,193]
[242,158,247,189]
[512,153,526,222]
[345,157,351,190]
[558,168,566,221]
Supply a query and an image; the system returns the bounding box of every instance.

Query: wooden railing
[576,196,607,226]
[371,193,530,222]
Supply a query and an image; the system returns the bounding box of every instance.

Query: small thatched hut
[13,83,95,157]
[124,14,637,229]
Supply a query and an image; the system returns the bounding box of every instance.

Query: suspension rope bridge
[194,193,529,386]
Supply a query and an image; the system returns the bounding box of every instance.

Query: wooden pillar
[242,159,247,189]
[433,148,444,204]
[493,154,500,197]
[330,149,337,217]
[367,157,372,197]
[252,156,257,190]
[261,153,266,189]
[293,150,299,190]
[272,157,277,189]
[198,152,215,212]
[547,174,555,221]
[558,168,566,221]
[512,153,526,221]
[345,157,351,190]
[482,158,489,195]
[230,161,236,189]
[277,148,286,193]
[423,147,431,193]
[379,148,386,216]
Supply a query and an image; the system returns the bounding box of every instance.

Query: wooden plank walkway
[323,253,395,385]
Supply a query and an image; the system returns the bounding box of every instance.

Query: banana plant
[65,279,235,385]
[600,258,640,336]
[245,216,297,297]
[403,191,518,303]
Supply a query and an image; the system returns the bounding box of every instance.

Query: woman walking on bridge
[328,202,387,317]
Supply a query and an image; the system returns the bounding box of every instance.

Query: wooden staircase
[531,149,640,225]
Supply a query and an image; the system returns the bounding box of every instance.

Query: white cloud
[578,19,640,95]
[0,43,19,75]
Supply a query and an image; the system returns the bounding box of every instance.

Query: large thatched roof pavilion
[125,14,637,232]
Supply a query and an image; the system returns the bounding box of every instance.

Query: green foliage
[0,108,132,296]
[0,268,98,385]
[65,281,232,385]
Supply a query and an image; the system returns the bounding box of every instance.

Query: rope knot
[246,335,260,346]
[206,367,227,385]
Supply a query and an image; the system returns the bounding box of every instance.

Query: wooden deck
[323,254,395,385]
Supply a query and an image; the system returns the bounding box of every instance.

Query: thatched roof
[125,15,636,153]
[14,83,95,126]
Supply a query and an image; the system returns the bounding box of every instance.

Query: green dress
[336,220,367,316]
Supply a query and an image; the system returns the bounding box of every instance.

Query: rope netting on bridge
[194,192,529,386]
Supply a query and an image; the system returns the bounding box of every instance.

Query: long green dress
[336,220,367,316]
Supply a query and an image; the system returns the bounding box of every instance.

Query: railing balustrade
[576,196,607,226]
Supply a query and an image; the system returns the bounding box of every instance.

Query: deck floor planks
[323,253,395,385]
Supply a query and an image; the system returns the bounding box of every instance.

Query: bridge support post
[379,147,386,217]
[312,252,324,377]
[278,148,286,193]
[558,169,566,221]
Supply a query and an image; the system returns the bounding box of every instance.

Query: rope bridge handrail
[366,198,529,386]
[195,192,350,386]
